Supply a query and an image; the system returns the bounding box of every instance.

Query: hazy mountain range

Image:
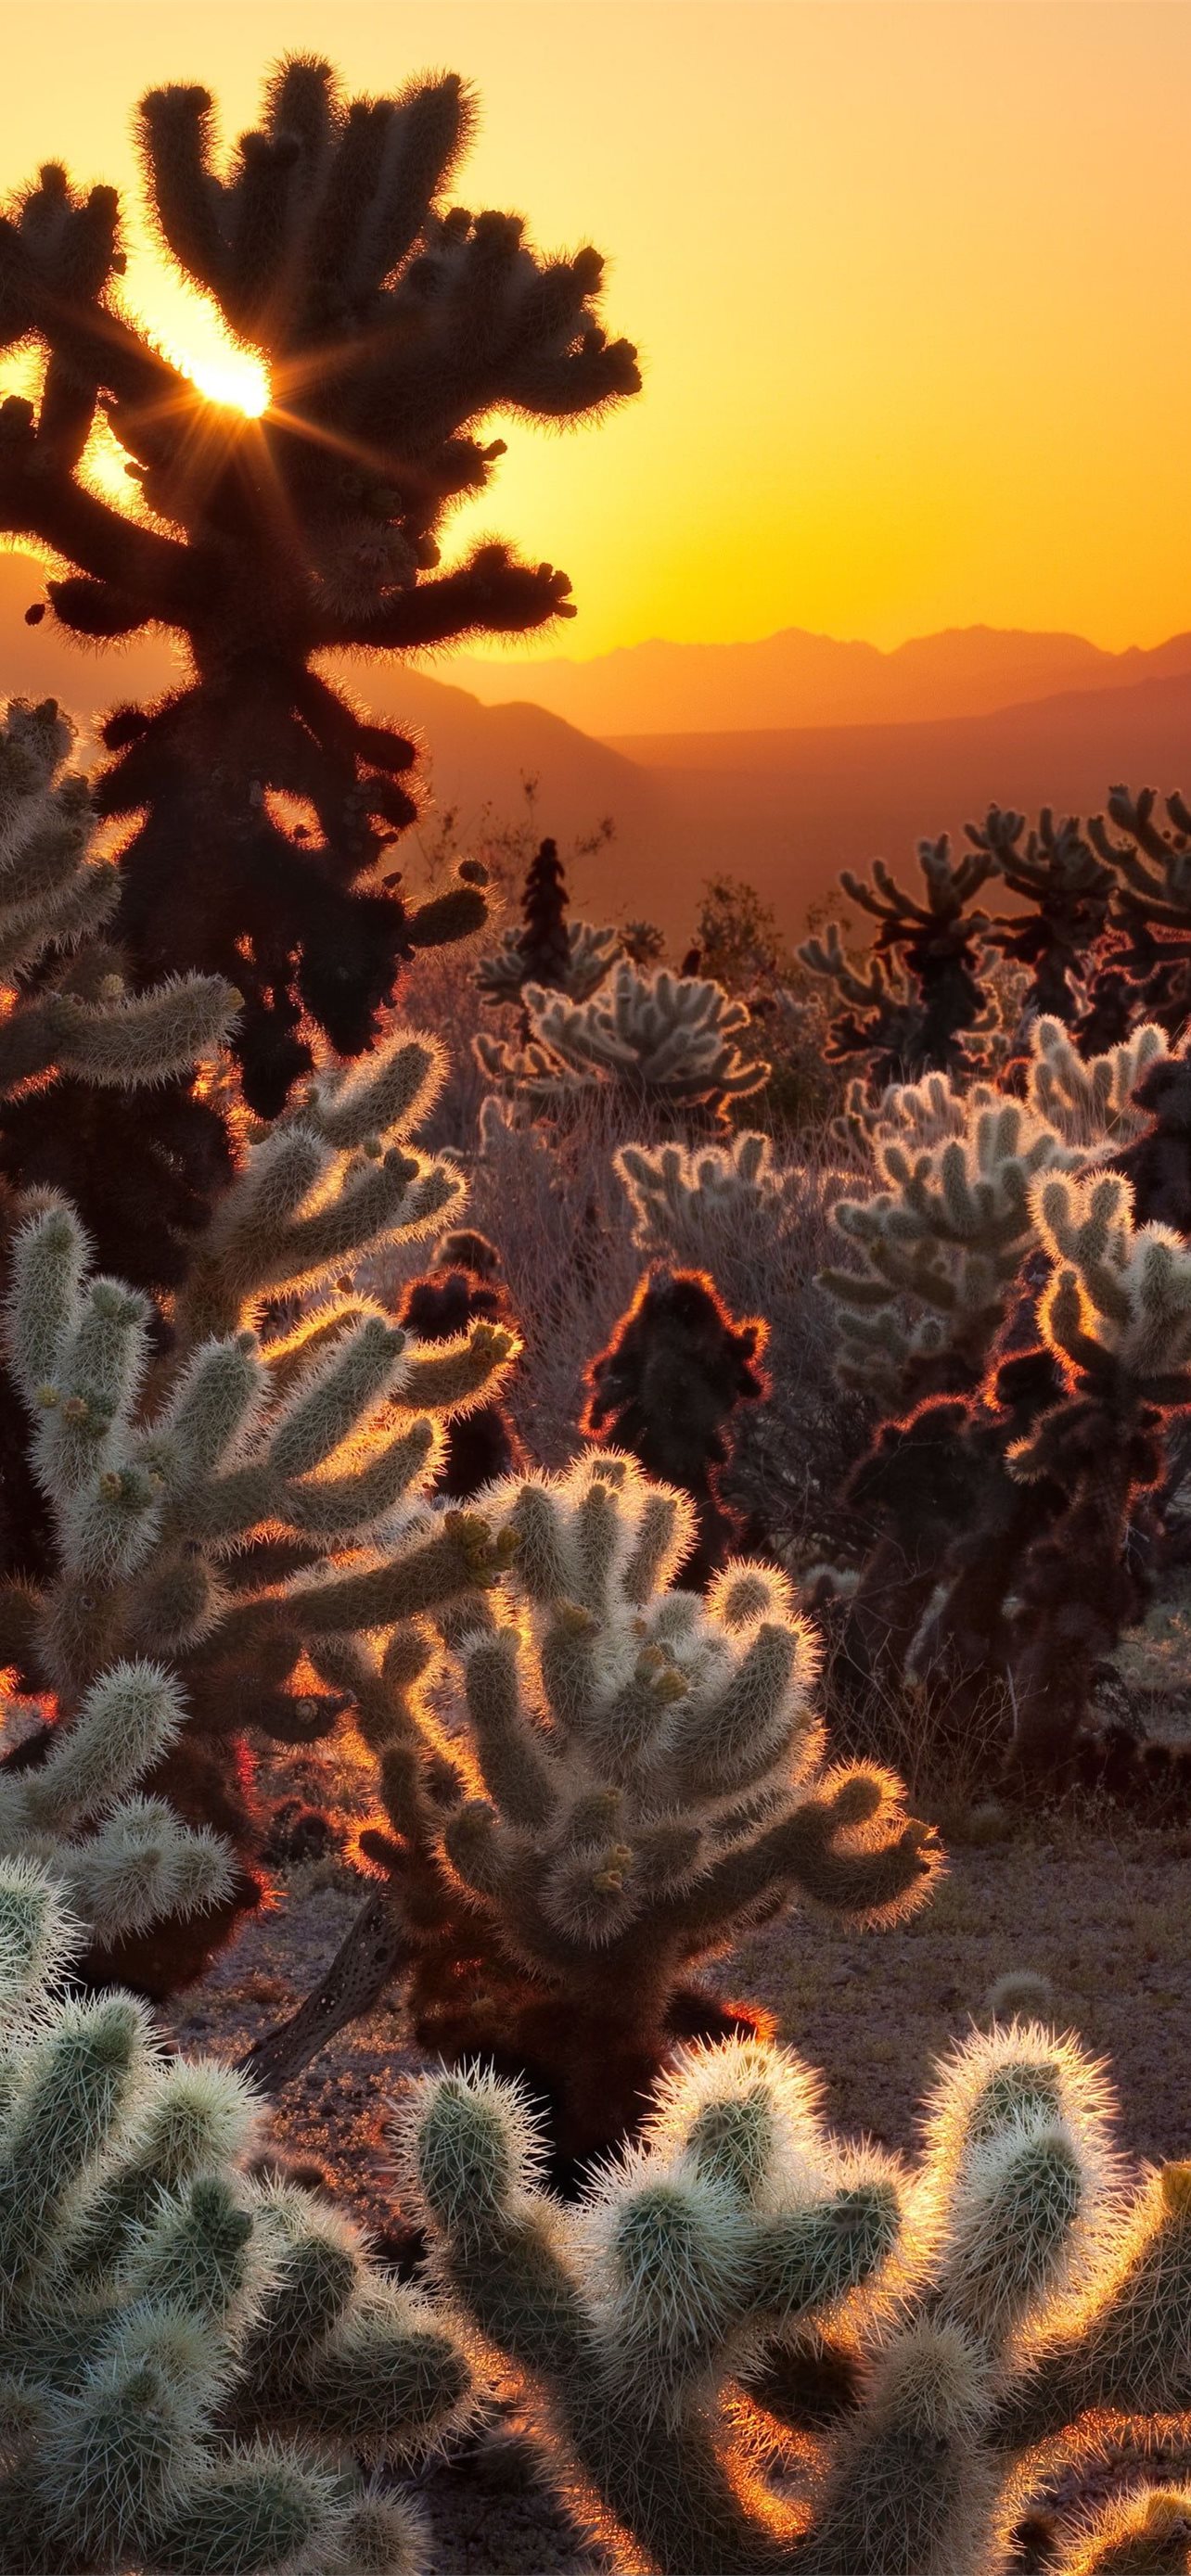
[3,547,1190,941]
[445,622,1191,737]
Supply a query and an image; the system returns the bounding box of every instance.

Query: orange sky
[1,2,1189,659]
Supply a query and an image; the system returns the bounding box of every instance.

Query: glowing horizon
[2,2,1189,660]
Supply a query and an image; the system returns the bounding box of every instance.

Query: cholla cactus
[826,1026,1191,1409]
[0,1855,470,2575]
[621,917,666,969]
[396,1243,526,1498]
[477,828,621,1006]
[799,834,1000,1086]
[0,698,234,1099]
[0,1663,235,1956]
[1025,1014,1169,1150]
[581,1268,768,1584]
[615,1129,811,1269]
[0,694,236,1296]
[1004,1169,1191,1771]
[820,1078,1075,1404]
[1018,1003,1191,1236]
[477,915,621,1007]
[1085,783,1191,1038]
[402,2013,1191,2576]
[0,1023,519,1992]
[474,961,768,1117]
[0,57,638,1115]
[253,1451,938,2167]
[970,804,1116,1022]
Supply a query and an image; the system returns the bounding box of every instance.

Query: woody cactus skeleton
[402,2015,1191,2576]
[0,1023,519,1993]
[249,1451,938,2177]
[0,1855,472,2576]
[0,54,639,1113]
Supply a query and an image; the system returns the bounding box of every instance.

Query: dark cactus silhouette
[397,1237,526,1498]
[799,833,1000,1086]
[581,1265,769,1584]
[1085,784,1191,1043]
[518,835,571,990]
[969,804,1116,1023]
[0,54,639,1121]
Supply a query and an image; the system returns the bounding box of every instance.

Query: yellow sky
[1,1,1188,657]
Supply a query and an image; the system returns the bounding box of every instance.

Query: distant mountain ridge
[444,622,1191,738]
[2,548,1191,942]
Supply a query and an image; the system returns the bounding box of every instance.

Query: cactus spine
[0,1022,519,1992]
[0,1855,470,2574]
[251,1450,938,2169]
[402,2017,1191,2576]
[476,960,769,1116]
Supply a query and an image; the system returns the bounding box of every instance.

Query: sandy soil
[163,1796,1191,2573]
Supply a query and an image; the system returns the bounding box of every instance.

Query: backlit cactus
[401,2016,1191,2576]
[0,1855,470,2574]
[1001,1167,1191,1771]
[615,1129,813,1269]
[0,693,237,1565]
[478,913,621,1007]
[0,1661,234,1955]
[1025,1012,1169,1149]
[820,1074,1075,1404]
[477,835,621,1006]
[0,1022,519,1991]
[0,696,234,1103]
[969,804,1116,1024]
[475,960,769,1116]
[252,1450,938,2166]
[581,1266,768,1583]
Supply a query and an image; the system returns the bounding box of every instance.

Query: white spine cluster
[0,1025,521,1940]
[475,961,769,1114]
[0,1856,470,2575]
[362,1450,936,1985]
[403,2013,1191,2576]
[1026,1167,1191,1388]
[476,916,622,1005]
[0,1663,233,1945]
[614,1130,818,1268]
[0,696,235,1094]
[821,1078,1077,1397]
[1025,1014,1170,1149]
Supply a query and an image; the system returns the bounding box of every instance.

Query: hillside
[4,548,1191,941]
[597,667,1191,935]
[444,620,1191,737]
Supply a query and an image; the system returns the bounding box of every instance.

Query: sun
[172,344,271,418]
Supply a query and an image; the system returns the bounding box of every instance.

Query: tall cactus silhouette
[0,55,639,1116]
